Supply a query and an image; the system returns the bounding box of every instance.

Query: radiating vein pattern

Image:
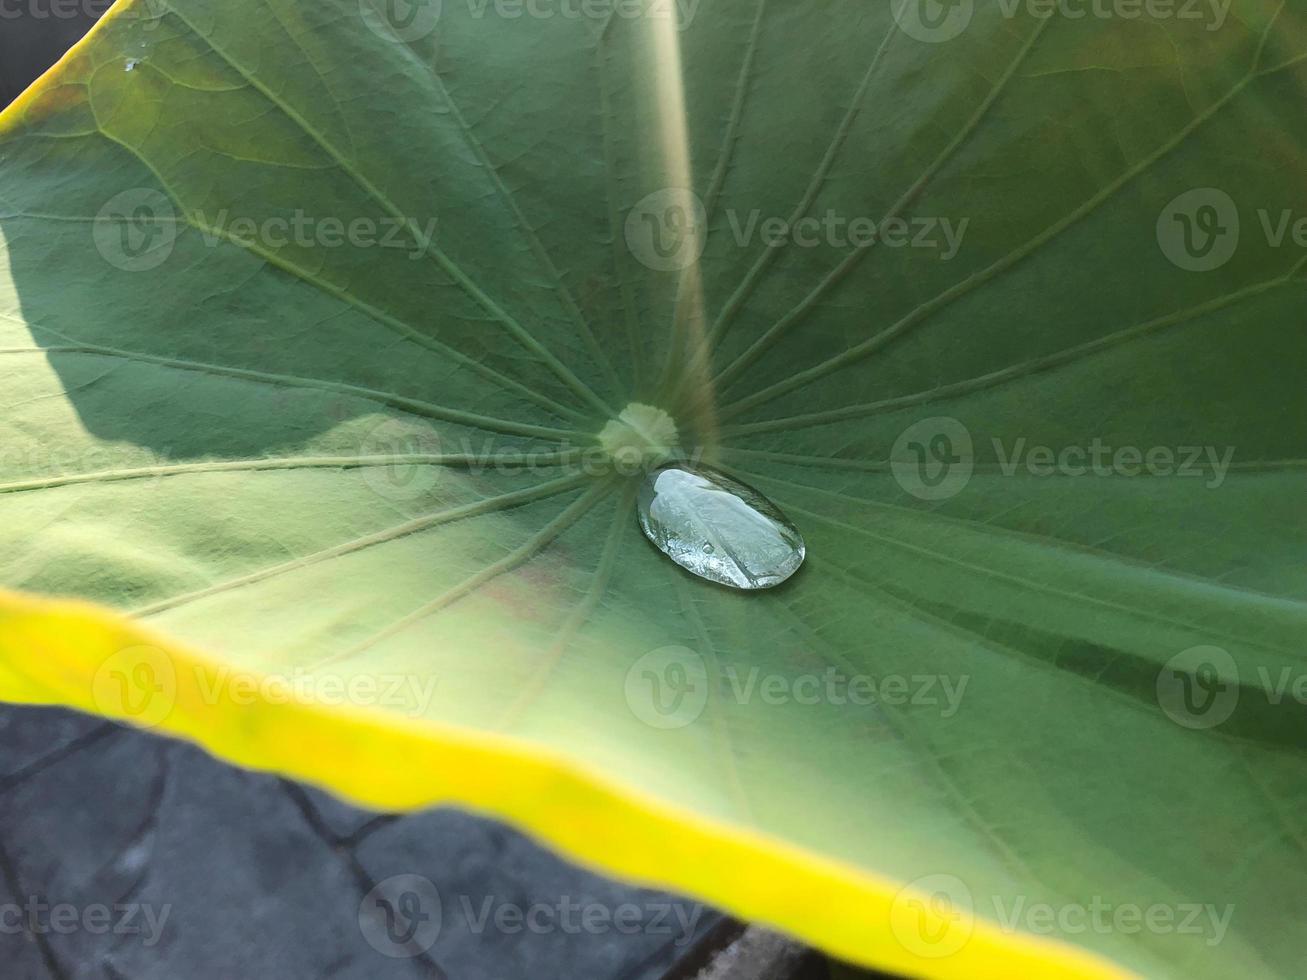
[3,2,1307,977]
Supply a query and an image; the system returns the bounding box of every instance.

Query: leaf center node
[597,403,679,475]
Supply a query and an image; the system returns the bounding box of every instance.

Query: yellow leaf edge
[1,8,1138,978]
[0,589,1136,980]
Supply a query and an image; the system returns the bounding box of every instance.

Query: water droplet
[637,465,805,590]
[124,59,140,72]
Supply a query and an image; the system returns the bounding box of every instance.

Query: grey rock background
[0,1,107,108]
[0,705,720,979]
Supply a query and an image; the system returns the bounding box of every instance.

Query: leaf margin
[0,586,1135,980]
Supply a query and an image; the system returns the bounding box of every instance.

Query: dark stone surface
[0,704,719,979]
[0,707,106,779]
[0,1,108,109]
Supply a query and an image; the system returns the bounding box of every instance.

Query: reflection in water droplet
[124,59,140,72]
[637,465,805,590]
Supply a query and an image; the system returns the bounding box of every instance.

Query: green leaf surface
[2,1,1306,976]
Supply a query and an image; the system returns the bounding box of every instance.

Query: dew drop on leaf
[636,466,805,591]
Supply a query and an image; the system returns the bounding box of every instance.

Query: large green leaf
[2,0,1306,976]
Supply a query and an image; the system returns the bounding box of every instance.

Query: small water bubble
[637,465,805,590]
